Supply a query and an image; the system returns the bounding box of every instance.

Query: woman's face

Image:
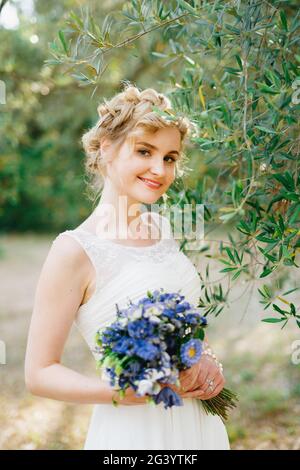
[105,126,182,205]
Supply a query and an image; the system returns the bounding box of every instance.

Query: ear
[100,137,115,164]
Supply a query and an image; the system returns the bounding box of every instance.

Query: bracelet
[202,342,224,373]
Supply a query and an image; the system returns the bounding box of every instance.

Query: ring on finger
[206,378,215,387]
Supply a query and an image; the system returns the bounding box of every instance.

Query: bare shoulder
[44,232,92,283]
[51,232,86,261]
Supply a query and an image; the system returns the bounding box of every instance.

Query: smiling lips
[138,177,163,190]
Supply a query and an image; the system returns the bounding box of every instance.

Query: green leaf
[257,83,281,95]
[58,30,68,54]
[224,67,241,75]
[278,214,285,234]
[235,54,243,71]
[232,269,242,280]
[291,303,296,315]
[257,246,277,263]
[225,247,236,264]
[283,192,299,202]
[273,172,295,191]
[69,10,84,29]
[256,234,277,243]
[194,328,205,340]
[282,245,291,259]
[260,268,274,278]
[255,125,276,134]
[220,267,237,273]
[219,259,233,266]
[280,10,288,31]
[273,304,287,315]
[282,287,300,296]
[262,318,285,323]
[177,0,198,15]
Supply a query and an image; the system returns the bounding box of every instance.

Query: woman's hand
[180,354,226,400]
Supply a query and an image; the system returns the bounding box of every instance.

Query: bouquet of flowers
[94,288,238,420]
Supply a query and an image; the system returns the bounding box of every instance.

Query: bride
[24,83,230,450]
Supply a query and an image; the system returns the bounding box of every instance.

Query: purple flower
[154,386,183,409]
[180,339,202,367]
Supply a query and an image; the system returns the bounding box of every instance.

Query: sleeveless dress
[53,213,230,450]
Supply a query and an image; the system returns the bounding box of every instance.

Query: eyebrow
[136,141,180,156]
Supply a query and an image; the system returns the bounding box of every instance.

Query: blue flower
[162,308,176,319]
[138,298,153,308]
[175,301,191,313]
[112,337,137,356]
[180,339,202,367]
[154,386,183,409]
[128,319,154,339]
[158,292,175,302]
[185,313,200,325]
[101,328,123,345]
[135,339,160,361]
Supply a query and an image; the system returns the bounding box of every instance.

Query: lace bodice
[52,215,203,367]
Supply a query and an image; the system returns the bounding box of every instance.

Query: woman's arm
[24,234,108,404]
[24,234,148,406]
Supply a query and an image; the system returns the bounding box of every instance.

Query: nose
[150,158,166,178]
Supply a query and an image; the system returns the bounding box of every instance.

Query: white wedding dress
[53,212,230,450]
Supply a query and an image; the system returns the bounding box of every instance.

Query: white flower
[165,323,175,332]
[137,379,154,396]
[119,317,128,327]
[149,315,161,324]
[145,369,165,381]
[144,306,163,318]
[130,306,143,320]
[166,300,177,309]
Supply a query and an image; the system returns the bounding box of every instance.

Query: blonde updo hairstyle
[82,82,193,201]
